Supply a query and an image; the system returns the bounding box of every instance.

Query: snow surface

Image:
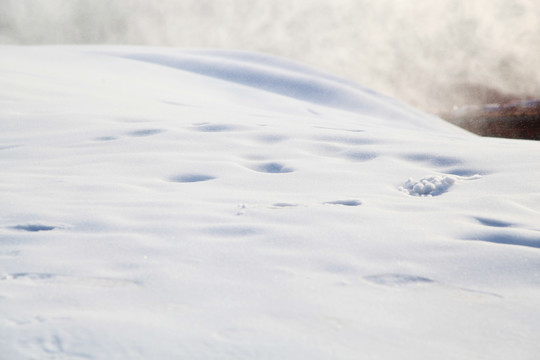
[1,46,540,359]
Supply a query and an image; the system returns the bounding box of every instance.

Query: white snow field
[1,46,540,359]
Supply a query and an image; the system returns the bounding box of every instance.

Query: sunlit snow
[1,46,540,359]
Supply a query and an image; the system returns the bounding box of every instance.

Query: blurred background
[1,0,539,114]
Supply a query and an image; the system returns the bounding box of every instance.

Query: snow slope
[1,46,540,359]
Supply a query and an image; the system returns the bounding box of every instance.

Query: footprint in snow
[10,224,57,232]
[324,200,362,206]
[464,216,540,249]
[250,162,294,174]
[268,201,361,208]
[402,154,489,177]
[94,136,117,141]
[128,129,164,137]
[272,203,298,208]
[170,174,216,183]
[191,123,246,132]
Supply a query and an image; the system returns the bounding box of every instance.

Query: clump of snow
[400,175,456,196]
[400,174,484,196]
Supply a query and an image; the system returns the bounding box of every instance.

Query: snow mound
[93,47,464,133]
[122,51,391,113]
[2,46,540,360]
[400,174,483,196]
[400,175,457,196]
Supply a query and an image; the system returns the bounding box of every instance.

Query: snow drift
[1,46,540,359]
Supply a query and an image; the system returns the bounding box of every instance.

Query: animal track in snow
[128,129,164,137]
[324,200,362,206]
[191,123,245,132]
[170,174,216,183]
[94,136,117,141]
[11,224,57,232]
[465,231,540,249]
[465,217,540,249]
[272,203,298,208]
[462,212,540,248]
[446,168,485,177]
[250,162,294,174]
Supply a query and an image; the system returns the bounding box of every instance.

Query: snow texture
[400,175,457,196]
[1,46,540,360]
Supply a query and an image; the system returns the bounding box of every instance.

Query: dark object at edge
[439,99,540,140]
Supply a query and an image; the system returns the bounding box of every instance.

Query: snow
[400,175,459,196]
[1,46,540,359]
